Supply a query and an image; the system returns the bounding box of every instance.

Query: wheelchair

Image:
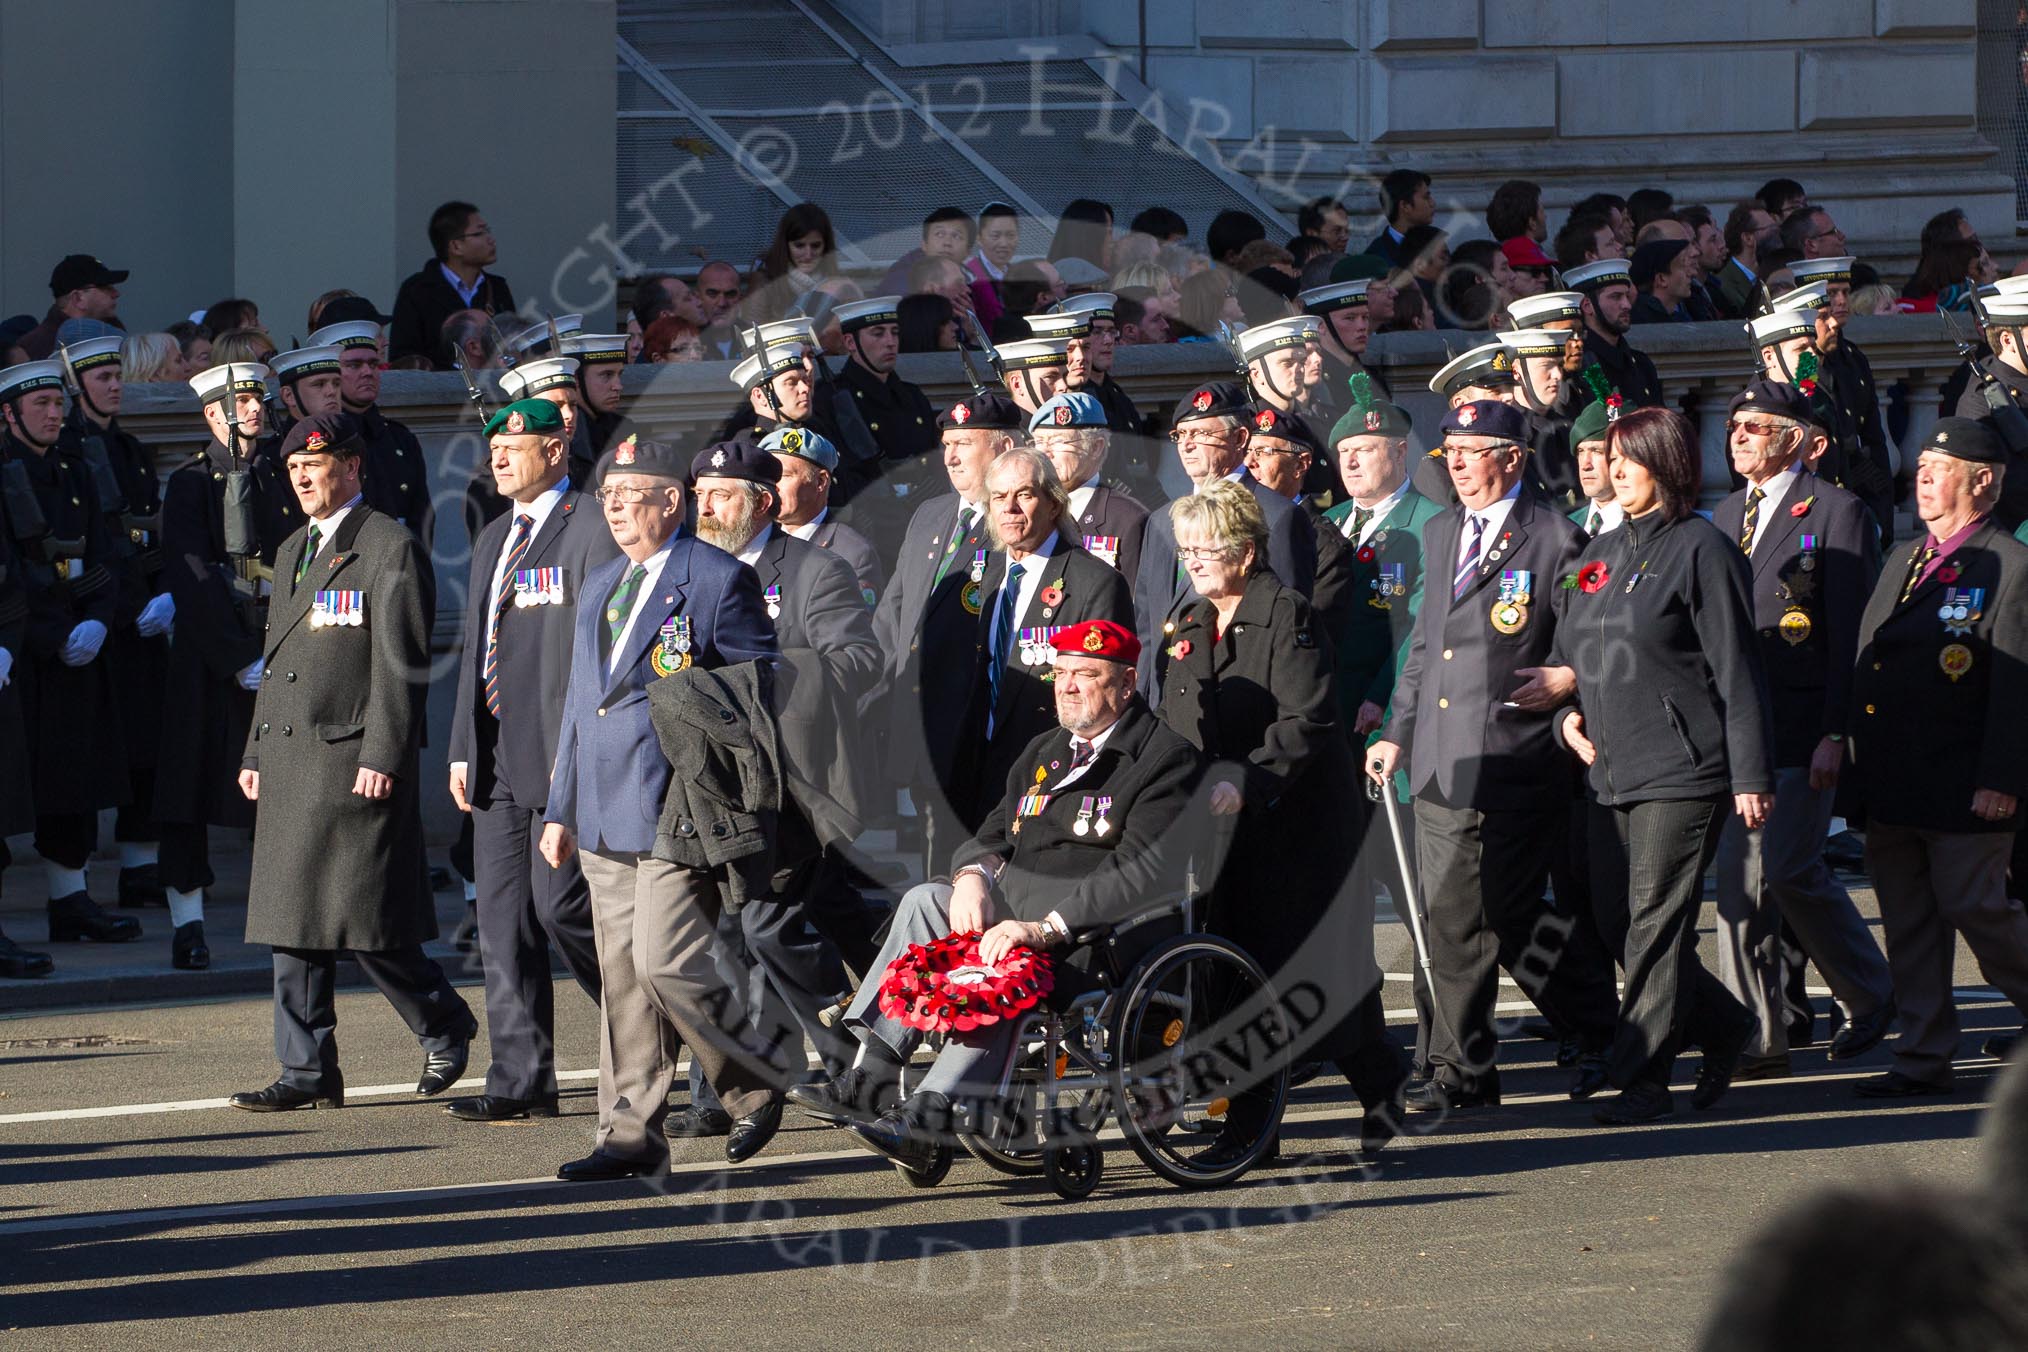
[885,894,1291,1200]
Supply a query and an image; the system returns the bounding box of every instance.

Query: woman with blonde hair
[120,332,185,384]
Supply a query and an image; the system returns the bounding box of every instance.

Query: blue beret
[758,424,838,470]
[1027,391,1107,432]
[1438,399,1529,443]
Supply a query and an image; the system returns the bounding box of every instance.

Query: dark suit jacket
[1071,480,1148,584]
[871,492,990,792]
[1848,519,2028,833]
[1362,227,1404,266]
[243,507,434,950]
[546,536,778,854]
[1712,257,1759,320]
[388,260,515,366]
[1382,491,1586,810]
[449,486,618,811]
[750,526,883,844]
[1710,473,1878,768]
[801,513,883,601]
[960,534,1136,824]
[1133,471,1318,702]
[1302,497,1358,648]
[952,698,1199,934]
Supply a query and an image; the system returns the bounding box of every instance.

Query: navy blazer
[545,535,778,855]
[449,486,619,810]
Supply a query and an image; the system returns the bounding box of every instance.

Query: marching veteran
[1846,417,2028,1098]
[231,412,475,1112]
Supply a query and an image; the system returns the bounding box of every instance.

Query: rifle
[215,378,274,625]
[955,307,1004,395]
[451,351,493,423]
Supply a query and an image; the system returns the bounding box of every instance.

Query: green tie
[605,562,648,651]
[932,505,976,586]
[1348,505,1372,542]
[294,523,321,589]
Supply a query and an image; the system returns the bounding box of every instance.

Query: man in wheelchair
[788,620,1201,1170]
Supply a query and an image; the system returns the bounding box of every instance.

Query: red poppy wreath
[877,932,1056,1033]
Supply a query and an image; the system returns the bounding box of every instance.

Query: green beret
[1329,253,1392,285]
[1570,399,1613,448]
[1329,398,1413,446]
[482,397,566,439]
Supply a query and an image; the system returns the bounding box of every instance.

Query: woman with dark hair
[753,202,840,319]
[1439,239,1514,331]
[201,298,264,338]
[1047,198,1115,271]
[1527,407,1774,1125]
[896,293,956,353]
[1902,235,1998,313]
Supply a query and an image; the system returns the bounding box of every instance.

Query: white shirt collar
[1344,481,1410,542]
[736,522,774,567]
[1582,497,1625,533]
[1460,481,1523,557]
[608,539,677,675]
[971,251,1006,282]
[1745,464,1802,552]
[1068,476,1101,520]
[1054,710,1124,789]
[783,506,828,541]
[306,493,365,551]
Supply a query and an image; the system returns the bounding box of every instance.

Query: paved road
[2,940,2014,1350]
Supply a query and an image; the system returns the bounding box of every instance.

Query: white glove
[0,648,13,690]
[136,592,176,638]
[237,658,265,691]
[59,619,108,667]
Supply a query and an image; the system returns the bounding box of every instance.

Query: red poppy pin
[1790,496,1814,518]
[1576,561,1610,594]
[1356,545,1376,563]
[1456,404,1478,427]
[1040,584,1064,608]
[1255,408,1276,432]
[1169,639,1192,659]
[1798,378,1818,398]
[1937,564,1960,584]
[1604,392,1623,422]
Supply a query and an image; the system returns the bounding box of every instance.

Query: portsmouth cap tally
[1429,342,1517,398]
[562,332,628,366]
[1495,328,1566,360]
[996,337,1070,371]
[187,362,271,404]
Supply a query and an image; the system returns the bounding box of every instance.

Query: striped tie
[293,524,321,590]
[932,506,975,586]
[1898,541,1937,604]
[1739,486,1763,555]
[1453,514,1486,601]
[483,514,535,718]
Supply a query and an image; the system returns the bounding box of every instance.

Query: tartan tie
[604,562,648,656]
[1348,505,1372,542]
[1898,541,1938,604]
[483,514,535,717]
[294,523,321,589]
[1584,504,1602,536]
[1452,514,1485,601]
[1068,737,1096,772]
[1739,486,1764,555]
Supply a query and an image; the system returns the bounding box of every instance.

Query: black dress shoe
[1405,1079,1498,1113]
[667,1105,733,1137]
[1359,1100,1403,1160]
[171,920,209,970]
[1593,1081,1673,1125]
[787,1066,890,1126]
[47,892,141,943]
[1692,1021,1752,1110]
[556,1150,655,1182]
[844,1097,943,1174]
[1555,1033,1582,1068]
[1787,1010,1819,1049]
[416,1037,472,1096]
[0,927,54,979]
[118,864,167,909]
[1195,1125,1278,1170]
[445,1093,558,1121]
[231,1078,344,1112]
[725,1093,785,1164]
[1734,1052,1792,1082]
[1854,1070,1954,1099]
[1828,1001,1896,1061]
[1568,1051,1611,1101]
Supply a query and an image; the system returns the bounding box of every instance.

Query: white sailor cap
[1298,280,1370,316]
[1976,274,2028,301]
[57,335,124,374]
[500,357,581,400]
[1494,329,1566,360]
[731,341,812,392]
[1025,310,1094,340]
[1979,292,2028,322]
[188,362,272,404]
[748,318,818,351]
[305,320,381,352]
[996,337,1071,371]
[1234,315,1320,363]
[1786,256,1855,286]
[834,296,901,332]
[270,345,344,383]
[504,314,583,356]
[1747,309,1816,346]
[1564,258,1633,292]
[1428,342,1516,397]
[1055,291,1117,323]
[1506,290,1586,327]
[1770,282,1830,313]
[562,333,628,366]
[0,360,67,401]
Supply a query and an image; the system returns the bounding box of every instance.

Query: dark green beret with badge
[1329,370,1412,445]
[482,397,567,439]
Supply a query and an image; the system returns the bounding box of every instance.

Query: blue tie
[988,560,1025,713]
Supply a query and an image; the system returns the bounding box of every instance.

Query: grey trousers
[1714,768,1894,1058]
[580,850,788,1163]
[1867,824,2028,1082]
[843,882,1021,1101]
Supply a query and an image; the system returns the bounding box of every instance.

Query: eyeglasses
[1168,428,1233,444]
[1175,546,1236,563]
[1443,442,1515,461]
[594,485,667,506]
[1807,225,1844,242]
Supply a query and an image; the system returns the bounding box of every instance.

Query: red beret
[1049,619,1140,666]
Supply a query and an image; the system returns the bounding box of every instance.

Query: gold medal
[1778,609,1812,645]
[961,580,983,614]
[1490,599,1527,635]
[649,645,690,678]
[1940,643,1973,682]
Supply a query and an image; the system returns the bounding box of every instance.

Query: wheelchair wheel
[1043,1142,1103,1199]
[1108,934,1289,1189]
[897,1141,953,1189]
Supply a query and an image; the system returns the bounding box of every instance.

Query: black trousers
[271,946,474,1089]
[113,765,157,845]
[32,813,97,873]
[158,821,216,893]
[472,772,603,1100]
[1589,794,1749,1089]
[1414,797,1620,1095]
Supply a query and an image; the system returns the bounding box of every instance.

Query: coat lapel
[522,493,584,569]
[269,508,370,652]
[1461,494,1529,599]
[1892,521,1989,617]
[1749,475,1810,581]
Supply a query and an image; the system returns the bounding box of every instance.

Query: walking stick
[1368,768,1454,1056]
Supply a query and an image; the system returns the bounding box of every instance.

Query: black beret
[595,434,686,485]
[690,434,782,487]
[1728,378,1825,432]
[1438,399,1530,443]
[1630,239,1690,290]
[1172,380,1252,427]
[936,391,1023,431]
[1248,403,1324,457]
[278,411,365,459]
[1922,416,2004,465]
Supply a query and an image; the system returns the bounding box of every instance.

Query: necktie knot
[1069,738,1095,770]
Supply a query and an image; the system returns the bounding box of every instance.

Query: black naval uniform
[0,511,51,971]
[1952,355,2028,530]
[354,405,435,547]
[1582,327,1664,410]
[835,356,940,568]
